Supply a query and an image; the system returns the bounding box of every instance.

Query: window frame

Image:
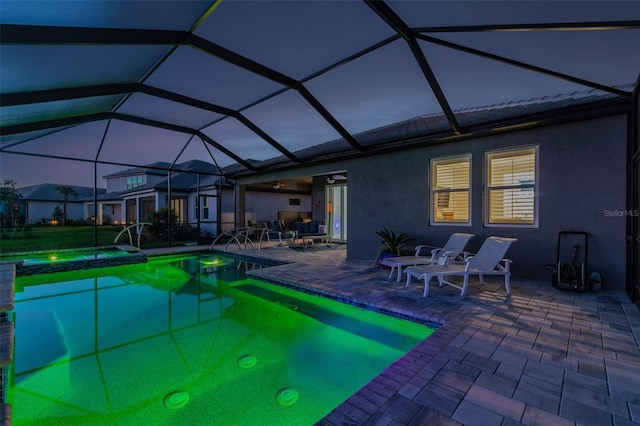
[202,196,209,220]
[484,145,539,228]
[170,197,186,223]
[429,154,472,226]
[126,175,143,190]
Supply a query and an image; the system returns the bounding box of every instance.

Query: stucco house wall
[18,184,103,224]
[186,189,218,236]
[346,115,627,289]
[245,192,312,225]
[28,201,85,224]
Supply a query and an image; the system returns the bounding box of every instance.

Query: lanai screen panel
[144,46,285,112]
[0,0,638,185]
[195,0,395,80]
[429,30,640,91]
[201,118,284,165]
[0,96,123,128]
[97,121,194,167]
[242,89,343,154]
[0,0,212,29]
[4,155,95,190]
[0,127,74,150]
[391,0,639,112]
[391,0,636,28]
[3,121,109,161]
[0,44,171,93]
[174,137,227,171]
[117,93,224,131]
[304,39,444,136]
[417,40,597,113]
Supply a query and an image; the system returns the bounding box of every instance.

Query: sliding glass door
[326,184,347,242]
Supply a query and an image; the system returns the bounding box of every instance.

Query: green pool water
[8,253,435,425]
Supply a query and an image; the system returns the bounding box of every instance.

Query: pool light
[200,257,233,270]
[163,390,189,409]
[237,354,258,368]
[276,387,299,407]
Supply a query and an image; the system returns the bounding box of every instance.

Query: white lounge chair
[380,233,475,282]
[404,236,517,297]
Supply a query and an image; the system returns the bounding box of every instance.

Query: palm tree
[55,185,78,226]
[0,179,23,227]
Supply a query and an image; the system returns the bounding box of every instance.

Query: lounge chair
[404,236,517,297]
[380,233,475,282]
[266,220,294,245]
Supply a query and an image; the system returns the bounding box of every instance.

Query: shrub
[146,208,179,241]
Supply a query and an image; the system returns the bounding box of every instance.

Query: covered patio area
[196,243,640,425]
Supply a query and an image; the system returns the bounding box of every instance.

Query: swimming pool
[8,253,435,425]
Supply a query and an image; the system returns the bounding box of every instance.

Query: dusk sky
[1,0,638,188]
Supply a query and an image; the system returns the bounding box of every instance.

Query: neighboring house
[90,191,126,226]
[17,184,106,224]
[14,162,224,230]
[93,159,313,235]
[103,161,172,193]
[14,159,310,238]
[96,160,224,236]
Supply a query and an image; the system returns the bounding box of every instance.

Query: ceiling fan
[326,174,346,184]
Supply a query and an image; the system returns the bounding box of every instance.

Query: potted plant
[375,227,414,268]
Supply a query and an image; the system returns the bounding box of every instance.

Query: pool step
[115,244,140,253]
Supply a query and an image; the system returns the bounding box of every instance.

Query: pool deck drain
[72,243,639,425]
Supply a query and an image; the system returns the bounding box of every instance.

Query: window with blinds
[486,147,537,226]
[431,155,471,224]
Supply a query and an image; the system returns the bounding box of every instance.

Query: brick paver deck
[199,243,640,426]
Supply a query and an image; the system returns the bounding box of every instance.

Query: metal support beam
[0,112,112,135]
[0,24,188,44]
[232,115,303,163]
[364,0,462,134]
[625,72,640,304]
[188,34,364,151]
[197,132,258,171]
[414,20,640,33]
[0,83,137,106]
[0,83,303,163]
[0,111,258,172]
[139,86,303,162]
[110,113,259,171]
[415,34,633,98]
[0,23,362,152]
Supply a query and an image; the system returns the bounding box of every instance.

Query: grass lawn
[0,226,122,253]
[0,225,198,254]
